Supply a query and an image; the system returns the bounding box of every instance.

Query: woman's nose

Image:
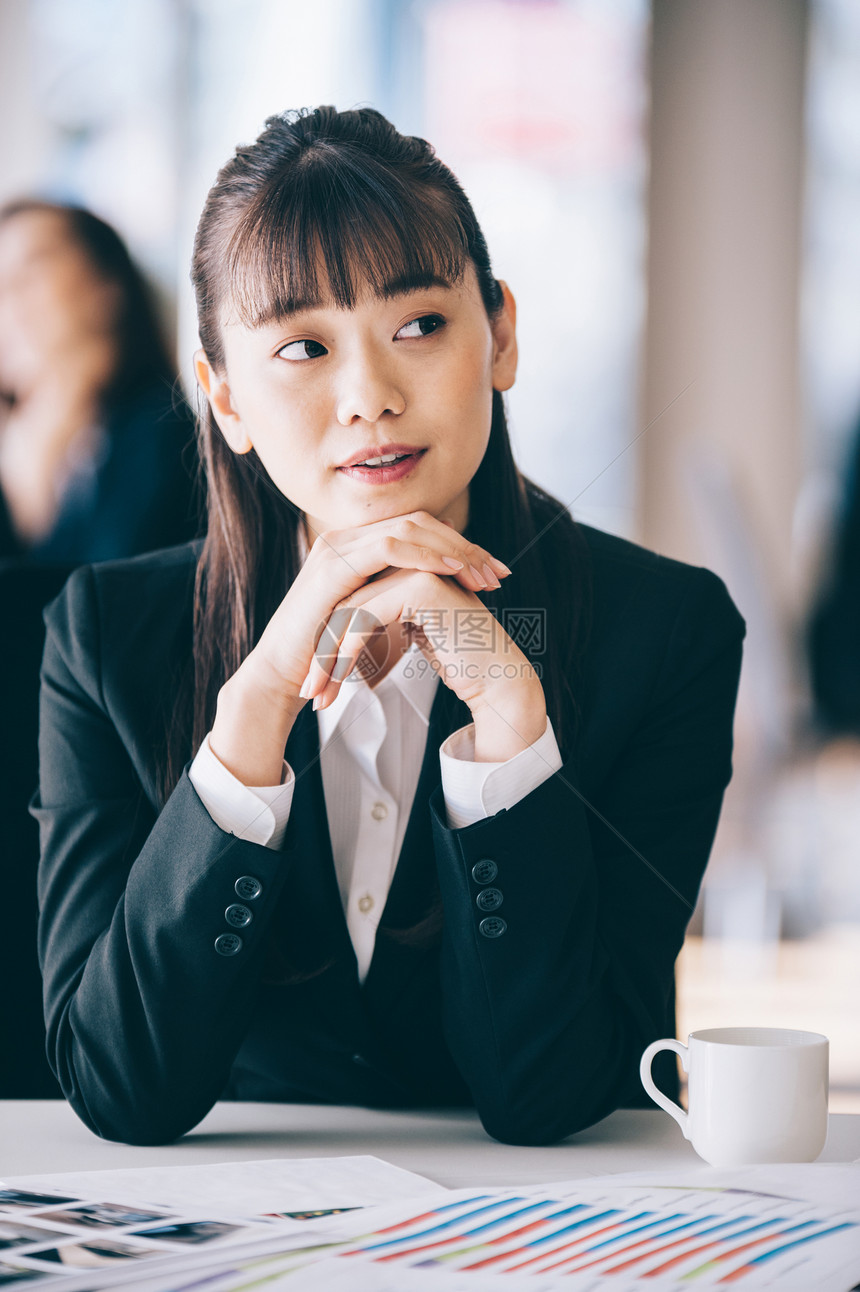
[335,349,406,425]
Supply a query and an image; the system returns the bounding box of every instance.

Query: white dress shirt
[188,537,563,980]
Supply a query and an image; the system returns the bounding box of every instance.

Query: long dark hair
[161,105,590,812]
[0,199,176,410]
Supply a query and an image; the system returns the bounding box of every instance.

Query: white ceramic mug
[640,1027,829,1167]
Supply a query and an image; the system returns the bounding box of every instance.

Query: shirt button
[472,859,498,885]
[479,917,507,939]
[235,876,262,901]
[371,802,388,821]
[476,887,503,912]
[225,903,252,928]
[358,894,374,914]
[215,933,243,956]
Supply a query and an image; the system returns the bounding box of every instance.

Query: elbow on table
[50,1030,219,1146]
[56,1070,209,1147]
[476,1074,623,1147]
[72,1097,205,1147]
[478,1101,608,1148]
[60,1087,200,1147]
[47,1030,223,1147]
[482,1120,565,1148]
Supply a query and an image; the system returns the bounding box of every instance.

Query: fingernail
[443,556,465,570]
[299,676,311,699]
[469,564,486,584]
[491,558,512,576]
[312,694,325,711]
[331,655,353,682]
[482,563,502,589]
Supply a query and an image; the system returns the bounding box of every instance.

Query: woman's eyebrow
[377,271,455,300]
[264,273,455,325]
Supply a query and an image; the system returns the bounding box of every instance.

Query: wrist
[469,683,548,763]
[210,658,301,787]
[232,650,303,718]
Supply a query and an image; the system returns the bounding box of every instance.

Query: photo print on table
[0,1265,48,1285]
[263,1208,362,1221]
[0,1223,69,1251]
[35,1202,171,1230]
[26,1238,160,1268]
[0,1192,76,1212]
[129,1220,242,1245]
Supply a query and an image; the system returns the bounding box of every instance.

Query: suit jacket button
[479,916,507,939]
[215,933,243,956]
[235,876,263,901]
[471,859,498,884]
[476,887,503,912]
[225,903,252,928]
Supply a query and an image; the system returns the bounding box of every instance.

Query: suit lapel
[277,701,357,974]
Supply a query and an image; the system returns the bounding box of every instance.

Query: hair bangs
[225,147,470,328]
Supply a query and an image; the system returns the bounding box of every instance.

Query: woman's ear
[193,349,253,454]
[491,281,518,393]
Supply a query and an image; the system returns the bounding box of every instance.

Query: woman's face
[0,210,119,396]
[196,261,517,538]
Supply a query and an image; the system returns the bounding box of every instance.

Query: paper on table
[225,1167,860,1292]
[4,1154,444,1217]
[514,1163,860,1212]
[3,1163,857,1291]
[0,1158,450,1292]
[253,1258,589,1289]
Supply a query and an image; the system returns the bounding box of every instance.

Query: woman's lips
[337,449,427,485]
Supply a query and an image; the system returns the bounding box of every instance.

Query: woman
[35,107,745,1147]
[0,200,198,563]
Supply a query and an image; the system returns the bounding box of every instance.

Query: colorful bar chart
[332,1181,859,1287]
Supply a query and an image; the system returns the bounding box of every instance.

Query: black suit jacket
[34,526,744,1146]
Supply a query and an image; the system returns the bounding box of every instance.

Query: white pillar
[640,0,808,624]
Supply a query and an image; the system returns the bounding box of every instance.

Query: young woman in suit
[35,106,745,1147]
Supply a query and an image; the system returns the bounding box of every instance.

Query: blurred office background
[1,0,858,1108]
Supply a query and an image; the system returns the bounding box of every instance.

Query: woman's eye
[395,314,446,340]
[277,339,327,362]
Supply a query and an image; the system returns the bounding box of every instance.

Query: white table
[2,1102,859,1187]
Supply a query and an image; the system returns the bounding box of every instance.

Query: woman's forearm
[209,654,304,787]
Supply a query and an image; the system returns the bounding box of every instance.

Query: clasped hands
[295,511,548,761]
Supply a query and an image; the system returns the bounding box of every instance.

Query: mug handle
[640,1039,690,1138]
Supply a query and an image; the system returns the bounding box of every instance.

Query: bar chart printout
[1,1170,857,1290]
[308,1179,860,1290]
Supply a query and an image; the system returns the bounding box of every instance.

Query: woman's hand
[209,511,513,783]
[301,563,548,763]
[254,509,511,695]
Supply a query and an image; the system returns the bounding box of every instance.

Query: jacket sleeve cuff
[439,715,563,830]
[188,732,295,850]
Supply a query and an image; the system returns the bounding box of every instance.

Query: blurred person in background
[0,200,199,564]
